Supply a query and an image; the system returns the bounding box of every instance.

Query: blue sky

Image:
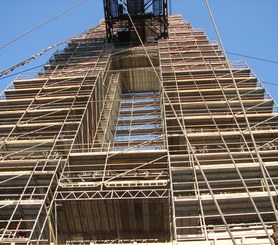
[1,0,278,101]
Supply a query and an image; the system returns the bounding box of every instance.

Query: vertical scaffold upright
[0,1,278,244]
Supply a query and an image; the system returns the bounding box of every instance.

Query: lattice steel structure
[103,0,168,41]
[0,12,278,245]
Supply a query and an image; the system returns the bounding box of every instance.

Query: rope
[169,0,173,15]
[204,1,278,243]
[0,29,89,78]
[227,51,278,64]
[117,1,237,241]
[0,0,87,50]
[262,81,278,86]
[0,64,44,80]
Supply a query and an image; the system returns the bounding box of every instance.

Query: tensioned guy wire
[0,0,87,50]
[0,27,93,78]
[204,1,278,243]
[227,51,278,64]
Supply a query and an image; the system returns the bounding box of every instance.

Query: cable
[262,81,278,86]
[118,2,237,241]
[169,0,173,15]
[0,0,87,50]
[0,64,44,81]
[204,1,278,243]
[0,29,88,78]
[0,39,67,77]
[227,51,278,64]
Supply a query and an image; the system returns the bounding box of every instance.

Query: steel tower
[0,1,278,244]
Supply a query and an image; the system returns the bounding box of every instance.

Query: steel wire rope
[2,45,277,85]
[187,2,278,237]
[0,64,44,80]
[163,20,237,243]
[227,51,278,65]
[263,81,278,86]
[114,2,237,243]
[191,63,274,242]
[0,27,95,78]
[204,0,278,243]
[205,0,278,208]
[0,0,87,50]
[168,23,275,241]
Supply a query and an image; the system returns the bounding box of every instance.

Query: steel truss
[103,0,168,41]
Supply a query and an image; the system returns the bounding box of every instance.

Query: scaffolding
[0,13,277,245]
